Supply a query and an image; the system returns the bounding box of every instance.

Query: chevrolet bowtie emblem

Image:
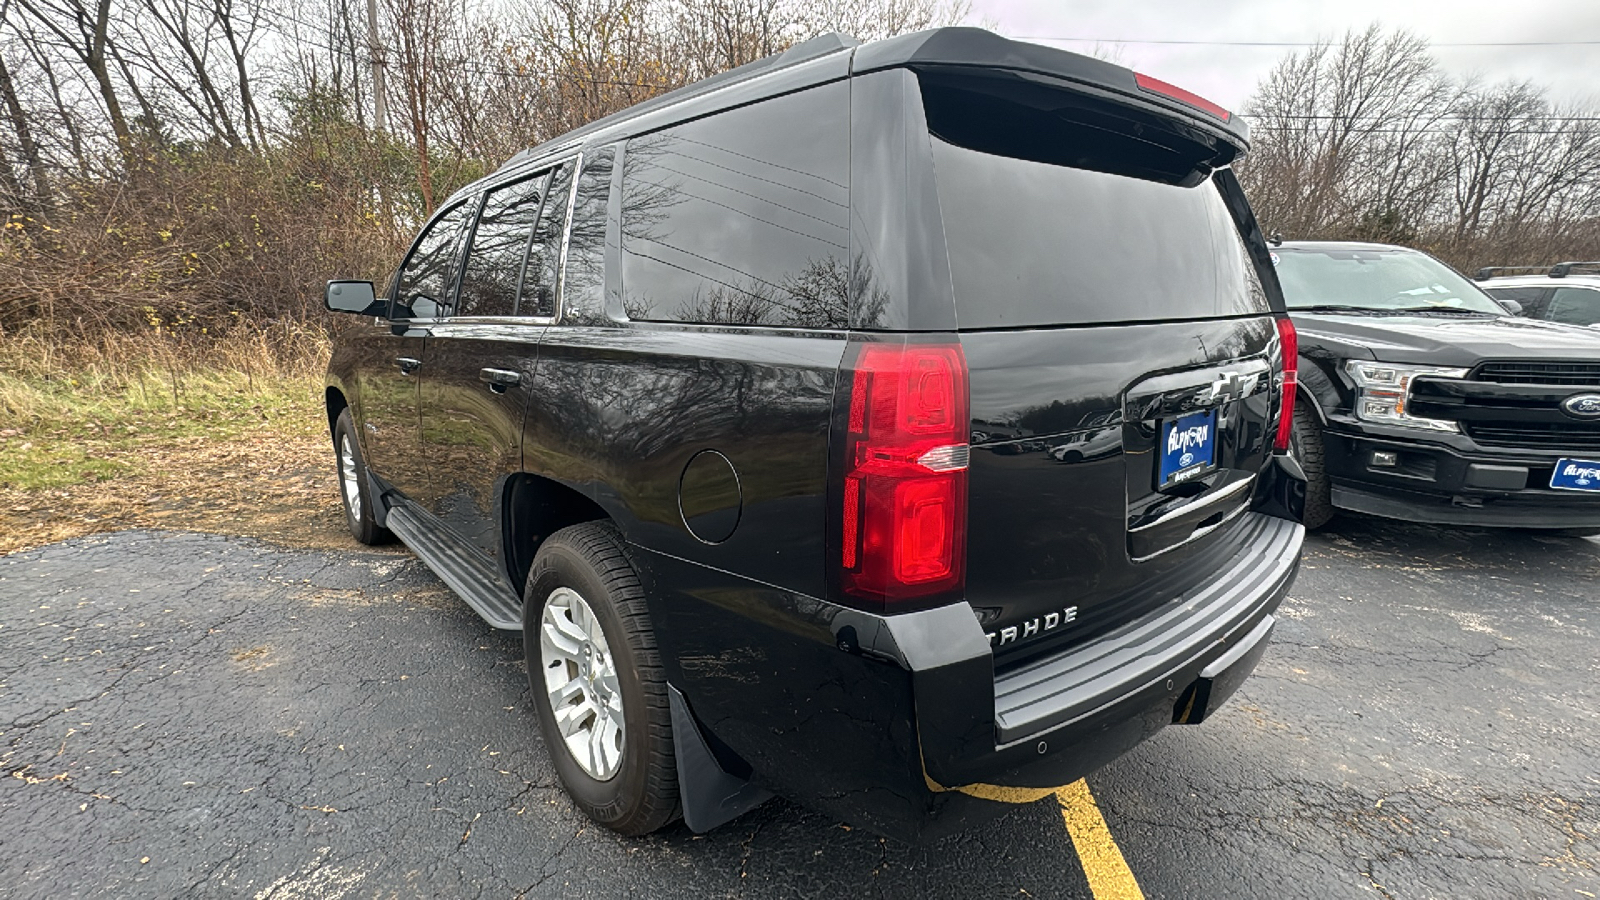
[1205,371,1250,404]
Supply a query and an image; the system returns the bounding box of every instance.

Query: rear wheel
[1289,405,1334,530]
[524,522,679,835]
[333,409,391,545]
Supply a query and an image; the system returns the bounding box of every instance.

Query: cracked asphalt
[1,520,1596,899]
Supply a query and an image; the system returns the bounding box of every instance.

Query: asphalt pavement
[0,520,1595,899]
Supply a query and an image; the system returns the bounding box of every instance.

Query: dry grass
[0,323,367,555]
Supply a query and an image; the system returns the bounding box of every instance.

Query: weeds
[0,323,354,554]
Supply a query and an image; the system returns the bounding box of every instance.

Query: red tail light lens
[1274,317,1299,453]
[1133,73,1232,122]
[840,342,969,606]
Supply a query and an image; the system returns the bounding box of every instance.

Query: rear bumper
[636,511,1302,842]
[1324,421,1600,528]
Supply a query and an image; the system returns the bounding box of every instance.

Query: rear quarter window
[619,82,850,328]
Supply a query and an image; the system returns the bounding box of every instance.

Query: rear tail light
[838,341,969,608]
[1133,73,1232,122]
[1273,316,1298,454]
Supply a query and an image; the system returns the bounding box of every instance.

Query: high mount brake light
[1274,317,1298,454]
[839,342,969,607]
[1133,73,1232,122]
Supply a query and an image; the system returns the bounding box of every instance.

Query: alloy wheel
[538,586,625,780]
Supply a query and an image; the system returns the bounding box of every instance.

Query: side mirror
[325,280,386,316]
[1493,297,1524,316]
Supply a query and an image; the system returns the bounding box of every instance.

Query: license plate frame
[1550,458,1600,492]
[1158,409,1219,489]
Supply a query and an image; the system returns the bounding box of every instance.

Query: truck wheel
[1290,405,1334,530]
[333,409,391,545]
[524,522,679,835]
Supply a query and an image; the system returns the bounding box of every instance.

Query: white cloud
[970,0,1600,110]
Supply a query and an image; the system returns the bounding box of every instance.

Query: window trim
[552,148,587,324]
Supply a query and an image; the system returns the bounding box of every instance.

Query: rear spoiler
[851,27,1249,150]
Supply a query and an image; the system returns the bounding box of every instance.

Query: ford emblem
[1560,393,1600,419]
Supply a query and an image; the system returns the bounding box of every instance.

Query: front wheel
[524,522,679,835]
[1289,404,1334,530]
[333,409,391,545]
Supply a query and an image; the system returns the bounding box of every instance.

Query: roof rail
[1473,263,1600,281]
[1552,261,1600,278]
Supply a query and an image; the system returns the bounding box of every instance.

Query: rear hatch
[914,67,1284,665]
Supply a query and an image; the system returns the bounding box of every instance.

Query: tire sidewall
[333,410,383,544]
[524,540,654,826]
[1290,405,1334,529]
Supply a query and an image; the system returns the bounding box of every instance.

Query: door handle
[397,357,422,375]
[479,368,522,392]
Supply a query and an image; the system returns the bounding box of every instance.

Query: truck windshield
[1275,248,1504,315]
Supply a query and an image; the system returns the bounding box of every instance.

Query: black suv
[322,29,1306,842]
[1276,241,1600,531]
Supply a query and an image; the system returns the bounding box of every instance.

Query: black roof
[499,27,1249,174]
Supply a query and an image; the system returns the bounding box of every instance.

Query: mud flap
[668,685,772,832]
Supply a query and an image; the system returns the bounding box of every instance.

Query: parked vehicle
[1275,241,1600,531]
[1476,262,1600,327]
[321,28,1306,842]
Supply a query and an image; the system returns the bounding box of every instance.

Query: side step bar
[385,500,524,630]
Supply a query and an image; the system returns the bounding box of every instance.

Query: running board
[384,501,524,630]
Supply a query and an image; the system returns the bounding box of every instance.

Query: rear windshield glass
[931,138,1268,329]
[1275,248,1503,315]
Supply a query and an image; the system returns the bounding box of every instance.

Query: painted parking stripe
[1056,779,1145,900]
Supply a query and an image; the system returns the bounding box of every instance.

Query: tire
[333,409,392,545]
[1290,404,1335,530]
[523,522,679,835]
[1536,527,1600,538]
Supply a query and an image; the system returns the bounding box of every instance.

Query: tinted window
[518,162,572,319]
[457,174,546,318]
[932,139,1268,328]
[394,202,471,319]
[1547,287,1600,325]
[620,83,850,327]
[560,149,610,322]
[1274,249,1504,314]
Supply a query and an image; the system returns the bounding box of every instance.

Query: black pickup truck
[1276,241,1600,532]
[322,28,1306,842]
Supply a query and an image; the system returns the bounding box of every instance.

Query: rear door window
[560,149,611,323]
[619,82,850,328]
[457,173,548,318]
[393,202,471,319]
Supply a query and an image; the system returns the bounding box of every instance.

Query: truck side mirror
[325,280,387,316]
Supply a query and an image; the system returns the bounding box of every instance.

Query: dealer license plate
[1159,410,1218,488]
[1550,458,1600,492]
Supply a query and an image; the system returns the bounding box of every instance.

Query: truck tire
[524,522,679,835]
[333,409,392,545]
[1291,405,1335,530]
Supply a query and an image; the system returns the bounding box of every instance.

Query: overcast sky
[971,0,1600,112]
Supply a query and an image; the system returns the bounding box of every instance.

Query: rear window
[931,139,1268,329]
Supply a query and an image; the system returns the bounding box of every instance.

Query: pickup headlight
[1343,361,1469,432]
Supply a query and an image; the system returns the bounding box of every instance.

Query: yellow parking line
[1056,779,1145,900]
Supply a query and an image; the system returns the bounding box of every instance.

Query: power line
[1012,35,1600,47]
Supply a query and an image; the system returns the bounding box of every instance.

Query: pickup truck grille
[1473,361,1600,387]
[1464,422,1600,451]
